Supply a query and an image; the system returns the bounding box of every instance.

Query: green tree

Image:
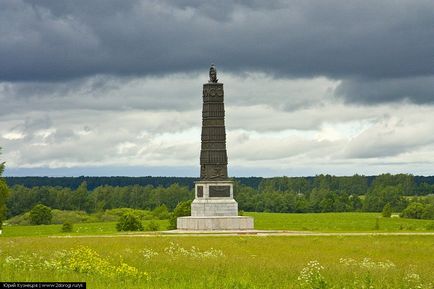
[401,202,425,219]
[29,204,53,225]
[295,194,309,213]
[0,149,10,229]
[363,185,407,212]
[169,200,192,229]
[116,213,144,231]
[382,203,392,218]
[71,181,89,211]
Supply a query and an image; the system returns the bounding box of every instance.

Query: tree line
[4,176,263,190]
[6,182,193,218]
[5,174,434,195]
[3,173,434,219]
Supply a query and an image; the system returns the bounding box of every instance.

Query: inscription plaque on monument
[209,186,231,197]
[197,186,203,197]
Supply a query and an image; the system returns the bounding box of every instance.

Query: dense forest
[5,176,263,190]
[5,175,434,193]
[3,174,434,219]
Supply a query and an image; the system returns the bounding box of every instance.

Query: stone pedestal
[191,181,237,216]
[177,216,254,230]
[177,180,254,230]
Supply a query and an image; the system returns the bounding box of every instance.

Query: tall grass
[0,235,433,288]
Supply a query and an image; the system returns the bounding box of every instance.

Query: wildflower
[141,248,159,259]
[339,257,395,270]
[163,242,224,259]
[297,260,327,289]
[2,246,149,281]
[404,272,423,289]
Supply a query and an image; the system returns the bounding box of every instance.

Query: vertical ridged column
[200,83,228,181]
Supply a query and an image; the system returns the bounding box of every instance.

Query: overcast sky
[1,0,434,177]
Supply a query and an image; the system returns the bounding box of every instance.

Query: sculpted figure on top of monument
[209,64,218,83]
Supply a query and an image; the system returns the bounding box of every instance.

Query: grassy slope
[0,235,433,288]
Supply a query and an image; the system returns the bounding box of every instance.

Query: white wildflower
[141,248,159,259]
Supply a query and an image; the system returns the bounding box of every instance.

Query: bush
[61,222,74,233]
[152,205,170,220]
[146,220,160,231]
[51,209,95,224]
[168,200,192,230]
[382,203,392,218]
[116,213,144,231]
[104,208,153,222]
[7,212,31,225]
[29,204,52,225]
[421,204,434,220]
[401,202,427,219]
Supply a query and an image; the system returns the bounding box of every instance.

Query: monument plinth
[177,65,254,230]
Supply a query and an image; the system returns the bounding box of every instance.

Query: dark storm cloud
[337,76,434,104]
[1,0,433,84]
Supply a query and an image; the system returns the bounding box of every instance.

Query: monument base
[177,216,254,231]
[191,198,238,216]
[176,180,254,230]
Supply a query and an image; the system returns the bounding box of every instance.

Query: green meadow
[1,235,433,288]
[1,220,169,237]
[1,212,434,288]
[2,212,434,237]
[247,212,434,232]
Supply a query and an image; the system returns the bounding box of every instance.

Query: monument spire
[200,64,228,181]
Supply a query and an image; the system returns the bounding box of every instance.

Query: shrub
[104,208,153,221]
[152,205,170,220]
[168,200,192,230]
[401,202,426,219]
[382,203,392,218]
[146,220,160,231]
[29,204,52,225]
[62,222,74,233]
[7,212,31,225]
[51,209,93,224]
[116,213,144,231]
[421,204,434,220]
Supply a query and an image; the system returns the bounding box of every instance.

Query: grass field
[1,220,170,237]
[0,235,433,288]
[246,212,434,232]
[1,212,434,288]
[2,212,434,237]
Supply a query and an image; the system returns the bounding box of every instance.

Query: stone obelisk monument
[177,65,254,230]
